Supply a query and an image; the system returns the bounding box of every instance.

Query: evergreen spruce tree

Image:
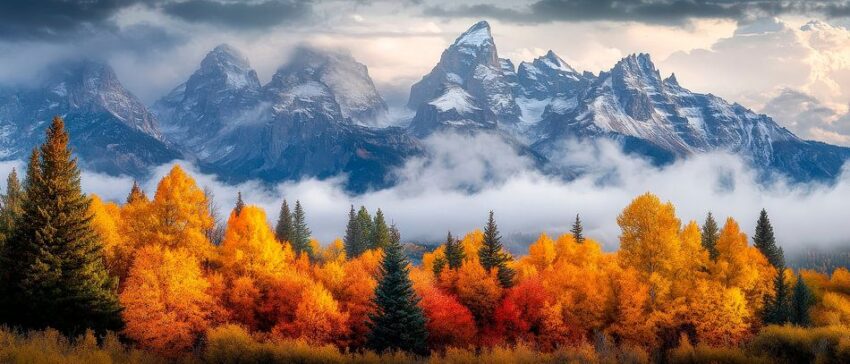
[791,274,814,326]
[234,191,245,216]
[344,205,366,258]
[372,208,391,250]
[367,223,428,355]
[0,117,122,335]
[274,199,294,244]
[126,181,147,204]
[292,200,312,258]
[478,211,516,288]
[764,265,792,325]
[432,256,446,276]
[701,212,720,261]
[357,206,374,247]
[444,231,465,269]
[0,168,23,245]
[571,214,585,244]
[754,209,784,268]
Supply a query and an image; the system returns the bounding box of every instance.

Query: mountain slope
[0,60,181,177]
[155,45,420,192]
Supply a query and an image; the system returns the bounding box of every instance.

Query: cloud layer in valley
[3,133,846,254]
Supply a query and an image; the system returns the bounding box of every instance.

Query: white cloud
[33,132,847,256]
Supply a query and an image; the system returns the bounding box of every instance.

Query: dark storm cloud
[0,0,137,40]
[160,0,314,29]
[423,0,850,26]
[0,0,314,42]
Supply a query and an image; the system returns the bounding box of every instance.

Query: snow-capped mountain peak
[453,20,494,48]
[199,43,260,90]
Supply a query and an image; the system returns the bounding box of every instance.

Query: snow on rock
[429,87,479,114]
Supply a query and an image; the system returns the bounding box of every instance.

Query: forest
[0,117,849,363]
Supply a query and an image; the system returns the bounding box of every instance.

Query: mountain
[407,21,850,183]
[154,45,420,192]
[531,53,850,181]
[0,59,181,177]
[408,21,522,135]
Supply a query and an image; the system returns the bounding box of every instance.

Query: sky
[3,1,850,144]
[1,0,850,250]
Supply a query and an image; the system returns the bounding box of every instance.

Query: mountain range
[0,21,847,192]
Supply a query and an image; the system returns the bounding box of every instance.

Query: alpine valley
[1,21,848,193]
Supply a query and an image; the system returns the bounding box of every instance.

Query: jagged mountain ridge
[0,60,182,177]
[407,21,850,182]
[153,44,420,192]
[0,20,847,190]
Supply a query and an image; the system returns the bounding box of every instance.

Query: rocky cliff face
[154,45,419,192]
[0,59,181,177]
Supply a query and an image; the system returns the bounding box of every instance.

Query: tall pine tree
[372,209,391,250]
[479,211,516,288]
[701,212,720,261]
[0,168,23,246]
[291,200,312,258]
[234,191,245,216]
[754,209,784,268]
[444,231,465,269]
[0,117,122,335]
[274,199,294,244]
[571,214,584,244]
[367,222,428,355]
[764,265,792,325]
[357,206,374,247]
[344,205,366,258]
[791,274,814,327]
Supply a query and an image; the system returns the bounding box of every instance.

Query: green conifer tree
[0,117,122,335]
[701,212,720,261]
[478,211,516,288]
[444,231,465,270]
[372,208,391,250]
[754,209,784,268]
[367,223,428,355]
[791,273,814,327]
[344,205,366,258]
[0,168,23,246]
[357,206,374,247]
[274,199,294,244]
[292,200,312,258]
[571,213,585,244]
[764,265,792,325]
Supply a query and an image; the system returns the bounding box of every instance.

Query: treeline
[0,117,849,363]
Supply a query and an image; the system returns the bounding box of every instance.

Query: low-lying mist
[2,132,848,254]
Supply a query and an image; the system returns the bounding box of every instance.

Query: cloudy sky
[2,1,850,250]
[3,0,850,144]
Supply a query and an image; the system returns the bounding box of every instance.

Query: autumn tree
[0,117,121,335]
[367,224,428,355]
[571,214,584,244]
[127,181,147,203]
[417,285,476,350]
[145,165,215,260]
[121,246,217,356]
[372,208,391,250]
[617,192,681,306]
[701,212,719,261]
[754,209,784,269]
[479,211,515,288]
[274,199,293,244]
[220,205,289,278]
